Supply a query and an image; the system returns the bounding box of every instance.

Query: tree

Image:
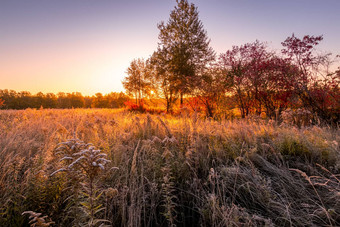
[150,50,178,112]
[194,66,229,117]
[220,41,301,119]
[44,93,58,108]
[157,0,215,105]
[281,34,339,124]
[219,42,268,118]
[0,90,18,109]
[106,92,129,108]
[69,92,85,108]
[18,91,32,109]
[57,92,70,108]
[92,93,107,108]
[35,92,45,108]
[254,56,300,118]
[123,58,152,106]
[281,34,324,90]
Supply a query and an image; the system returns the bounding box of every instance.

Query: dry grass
[0,108,339,226]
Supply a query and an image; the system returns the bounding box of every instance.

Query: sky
[1,0,339,96]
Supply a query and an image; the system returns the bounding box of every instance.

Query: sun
[88,64,126,95]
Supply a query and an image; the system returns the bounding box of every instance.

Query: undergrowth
[0,108,339,226]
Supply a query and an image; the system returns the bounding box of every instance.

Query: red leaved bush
[124,100,146,112]
[281,34,340,124]
[183,97,205,112]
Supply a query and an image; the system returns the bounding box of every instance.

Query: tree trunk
[206,102,214,118]
[166,98,170,113]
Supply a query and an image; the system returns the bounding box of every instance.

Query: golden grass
[0,108,339,226]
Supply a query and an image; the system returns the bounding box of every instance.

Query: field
[0,108,339,226]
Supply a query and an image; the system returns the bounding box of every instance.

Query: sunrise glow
[1,0,339,95]
[1,1,340,226]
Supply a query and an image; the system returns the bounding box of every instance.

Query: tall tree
[219,43,260,118]
[123,58,151,106]
[150,50,178,112]
[195,65,229,118]
[157,0,215,105]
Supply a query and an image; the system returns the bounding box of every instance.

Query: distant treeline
[0,90,129,109]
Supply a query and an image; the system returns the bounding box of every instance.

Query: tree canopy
[156,0,215,104]
[121,1,339,124]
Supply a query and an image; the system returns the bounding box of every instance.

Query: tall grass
[0,108,339,226]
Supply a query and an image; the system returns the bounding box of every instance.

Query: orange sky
[2,37,151,95]
[1,0,339,96]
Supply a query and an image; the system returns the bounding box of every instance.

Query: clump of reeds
[52,138,112,226]
[22,211,54,227]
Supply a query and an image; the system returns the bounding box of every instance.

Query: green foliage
[280,136,310,156]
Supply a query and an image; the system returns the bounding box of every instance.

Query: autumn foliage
[124,100,146,112]
[125,32,339,125]
[120,2,339,125]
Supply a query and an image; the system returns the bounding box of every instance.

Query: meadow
[0,108,339,226]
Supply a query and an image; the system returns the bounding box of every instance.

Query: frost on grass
[51,138,113,226]
[52,138,111,176]
[22,211,54,227]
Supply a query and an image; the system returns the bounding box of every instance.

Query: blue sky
[1,0,339,95]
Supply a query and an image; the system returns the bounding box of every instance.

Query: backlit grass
[0,108,339,226]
